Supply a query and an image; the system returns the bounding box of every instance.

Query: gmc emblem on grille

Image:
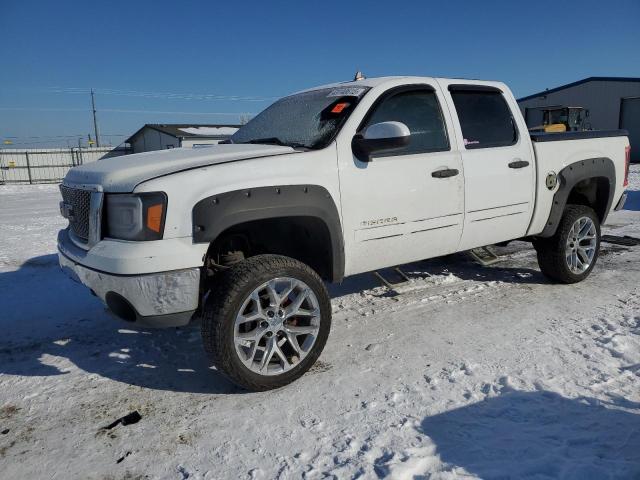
[60,201,75,221]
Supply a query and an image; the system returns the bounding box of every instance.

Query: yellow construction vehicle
[530,106,590,133]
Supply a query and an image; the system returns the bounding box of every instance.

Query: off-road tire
[201,254,331,391]
[535,204,601,284]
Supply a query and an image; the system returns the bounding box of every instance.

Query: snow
[1,167,640,479]
[179,127,238,136]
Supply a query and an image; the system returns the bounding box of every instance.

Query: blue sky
[1,0,639,148]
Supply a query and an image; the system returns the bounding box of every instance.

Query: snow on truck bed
[1,167,639,479]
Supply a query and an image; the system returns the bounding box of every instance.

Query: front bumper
[58,230,200,327]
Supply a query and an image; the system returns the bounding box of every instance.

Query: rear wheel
[535,204,601,284]
[201,254,331,391]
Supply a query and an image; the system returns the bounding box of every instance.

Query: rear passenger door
[440,83,535,250]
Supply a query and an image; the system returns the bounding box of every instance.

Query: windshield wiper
[246,137,287,146]
[244,137,308,149]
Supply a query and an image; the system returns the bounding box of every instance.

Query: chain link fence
[0,147,130,184]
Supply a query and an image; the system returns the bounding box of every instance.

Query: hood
[63,144,296,192]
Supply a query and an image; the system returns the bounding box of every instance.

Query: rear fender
[539,157,615,237]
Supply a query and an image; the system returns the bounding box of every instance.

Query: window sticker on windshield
[327,87,367,98]
[330,102,350,113]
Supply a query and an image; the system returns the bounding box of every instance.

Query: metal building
[126,124,240,153]
[517,77,640,161]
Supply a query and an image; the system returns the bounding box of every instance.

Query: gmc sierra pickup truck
[58,76,631,390]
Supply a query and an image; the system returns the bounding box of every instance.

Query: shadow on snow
[0,247,551,395]
[330,243,550,298]
[0,254,242,394]
[418,389,640,479]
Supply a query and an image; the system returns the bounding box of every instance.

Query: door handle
[508,160,530,169]
[431,168,459,178]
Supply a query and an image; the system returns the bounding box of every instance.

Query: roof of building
[518,76,640,102]
[126,124,241,144]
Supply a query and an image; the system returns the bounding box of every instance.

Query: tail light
[624,145,630,187]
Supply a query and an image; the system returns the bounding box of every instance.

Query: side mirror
[352,121,410,161]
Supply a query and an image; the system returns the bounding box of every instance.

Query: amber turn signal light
[146,204,164,233]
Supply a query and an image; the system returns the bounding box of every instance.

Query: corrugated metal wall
[130,129,180,153]
[620,97,640,162]
[518,80,640,130]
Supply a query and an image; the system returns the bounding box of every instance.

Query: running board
[373,267,412,291]
[468,246,502,266]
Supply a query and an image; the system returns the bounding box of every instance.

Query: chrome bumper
[58,233,200,328]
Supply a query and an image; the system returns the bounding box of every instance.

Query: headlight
[104,192,167,241]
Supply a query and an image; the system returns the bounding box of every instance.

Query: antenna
[353,70,365,81]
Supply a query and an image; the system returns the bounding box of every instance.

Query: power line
[101,108,253,116]
[1,85,259,145]
[1,138,126,146]
[42,86,279,102]
[1,132,128,146]
[3,134,127,139]
[0,107,253,116]
[0,107,92,112]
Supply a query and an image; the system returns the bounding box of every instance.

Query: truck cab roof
[295,75,506,96]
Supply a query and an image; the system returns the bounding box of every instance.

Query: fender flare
[192,184,345,282]
[539,157,616,237]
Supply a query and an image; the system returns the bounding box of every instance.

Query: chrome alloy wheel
[565,216,597,274]
[233,277,321,376]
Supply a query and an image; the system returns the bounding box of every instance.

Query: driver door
[337,85,465,276]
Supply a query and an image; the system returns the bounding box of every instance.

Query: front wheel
[535,204,601,284]
[201,254,331,391]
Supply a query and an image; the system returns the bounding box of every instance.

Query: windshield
[230,86,370,149]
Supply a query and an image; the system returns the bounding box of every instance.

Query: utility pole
[91,89,101,147]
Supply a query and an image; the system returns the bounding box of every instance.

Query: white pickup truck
[58,76,631,390]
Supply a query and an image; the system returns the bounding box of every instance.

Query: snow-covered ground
[1,168,639,479]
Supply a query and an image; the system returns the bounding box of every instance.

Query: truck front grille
[60,185,92,242]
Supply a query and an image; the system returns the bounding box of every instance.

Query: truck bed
[526,131,629,236]
[530,129,628,142]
